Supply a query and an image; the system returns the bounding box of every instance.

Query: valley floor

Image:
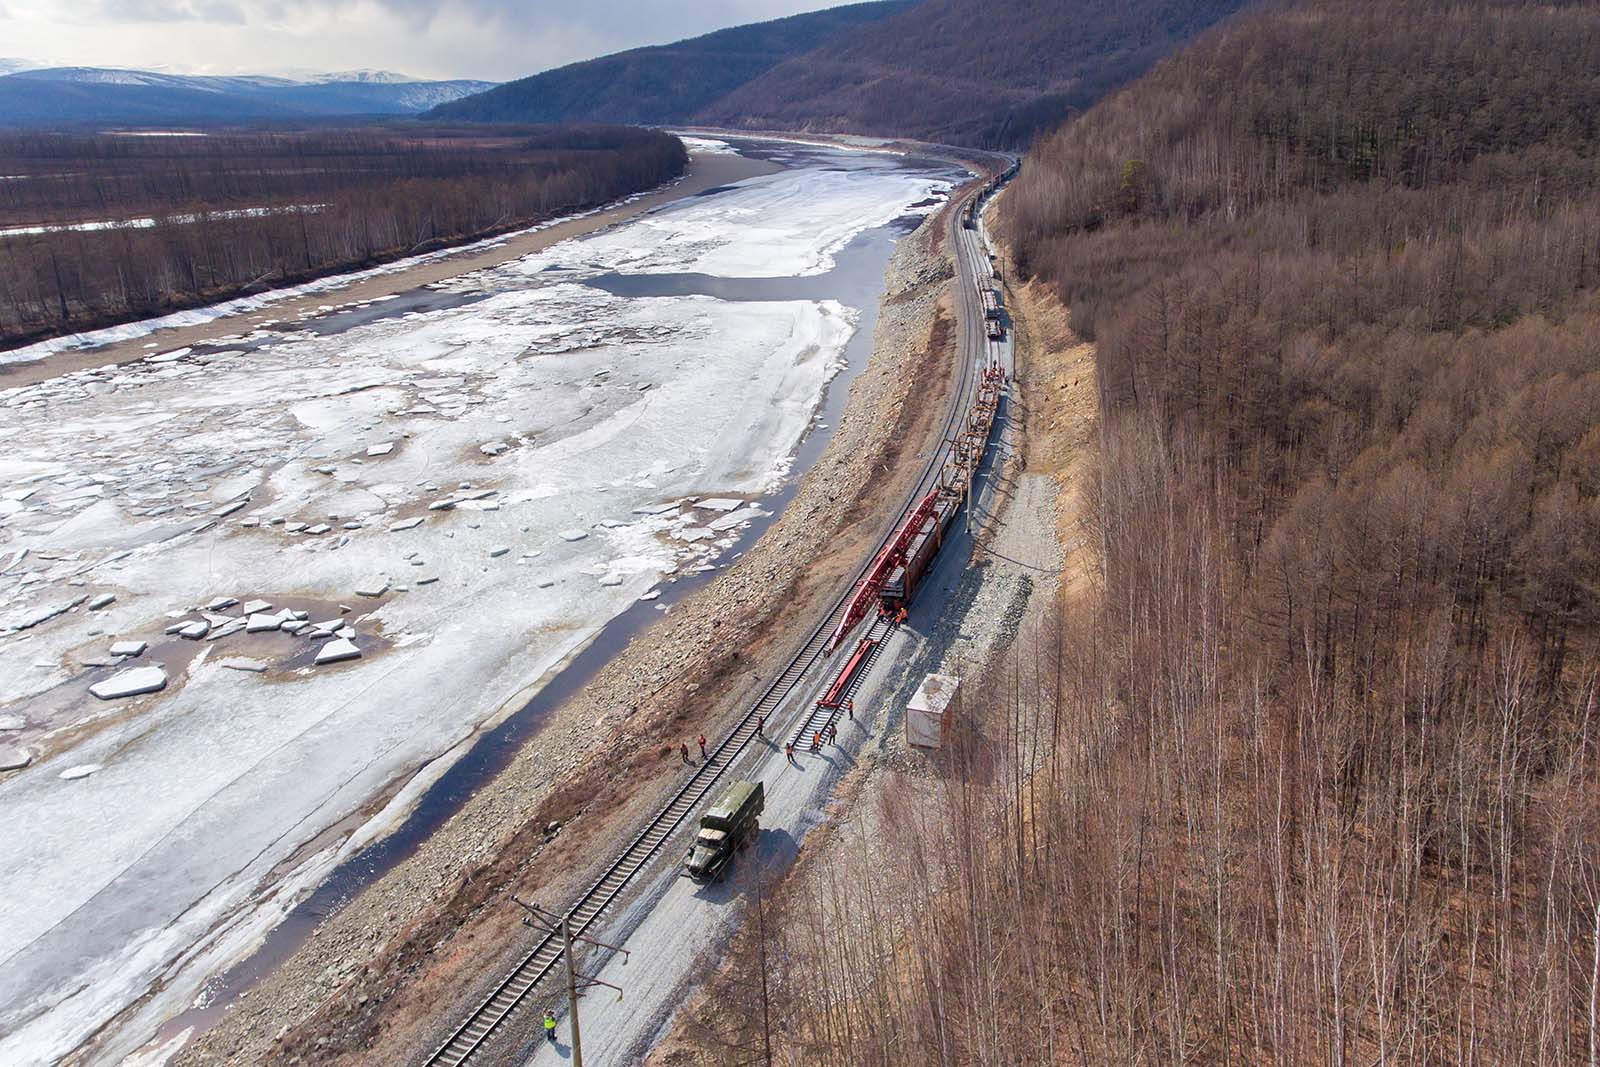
[0,140,959,1067]
[0,147,777,391]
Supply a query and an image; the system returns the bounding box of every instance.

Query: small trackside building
[907,673,959,749]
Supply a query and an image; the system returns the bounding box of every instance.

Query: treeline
[0,125,686,347]
[700,0,1251,147]
[695,1,1600,1064]
[431,0,1247,150]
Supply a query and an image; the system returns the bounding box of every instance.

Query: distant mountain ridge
[431,0,1251,147]
[428,1,917,126]
[0,66,496,125]
[700,0,1253,145]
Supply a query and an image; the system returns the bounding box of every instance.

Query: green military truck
[685,780,763,882]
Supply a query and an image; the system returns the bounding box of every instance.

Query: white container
[906,673,958,749]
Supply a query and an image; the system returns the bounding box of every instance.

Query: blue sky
[0,0,844,82]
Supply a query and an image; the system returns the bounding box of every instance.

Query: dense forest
[694,0,1600,1063]
[0,125,685,348]
[431,0,1247,149]
[700,0,1249,146]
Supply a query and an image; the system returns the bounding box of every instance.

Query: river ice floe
[504,163,949,279]
[0,144,949,1066]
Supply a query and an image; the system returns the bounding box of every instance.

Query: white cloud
[0,0,844,81]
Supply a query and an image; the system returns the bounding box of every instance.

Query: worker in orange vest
[697,733,707,759]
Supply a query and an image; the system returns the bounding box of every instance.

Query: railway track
[785,616,895,750]
[423,158,1009,1067]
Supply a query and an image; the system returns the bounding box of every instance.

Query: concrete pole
[563,914,583,1067]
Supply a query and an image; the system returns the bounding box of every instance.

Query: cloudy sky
[0,0,843,82]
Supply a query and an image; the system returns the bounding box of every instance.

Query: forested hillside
[0,127,685,348]
[432,0,1248,148]
[687,0,1600,1063]
[699,0,1249,145]
[427,1,914,126]
[989,0,1600,1058]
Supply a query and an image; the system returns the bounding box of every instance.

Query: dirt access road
[644,171,1099,1067]
[516,171,1016,1067]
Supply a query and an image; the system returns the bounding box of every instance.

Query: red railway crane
[826,488,939,653]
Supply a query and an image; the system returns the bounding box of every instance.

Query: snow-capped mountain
[302,69,418,85]
[0,65,497,125]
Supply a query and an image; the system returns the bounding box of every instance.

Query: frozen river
[0,139,959,1066]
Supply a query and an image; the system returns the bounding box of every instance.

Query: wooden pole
[757,873,773,1067]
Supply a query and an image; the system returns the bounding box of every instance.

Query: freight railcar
[879,489,962,612]
[982,286,1005,340]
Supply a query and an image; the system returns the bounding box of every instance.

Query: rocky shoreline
[163,184,961,1067]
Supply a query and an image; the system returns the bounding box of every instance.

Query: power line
[512,897,630,1067]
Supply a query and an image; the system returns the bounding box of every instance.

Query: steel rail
[422,162,1008,1067]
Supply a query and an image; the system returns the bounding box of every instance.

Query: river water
[0,139,963,1066]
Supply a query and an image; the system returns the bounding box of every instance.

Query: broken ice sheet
[87,666,167,700]
[314,638,361,665]
[0,144,950,1067]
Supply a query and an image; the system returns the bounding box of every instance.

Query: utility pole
[755,871,772,1067]
[563,913,583,1067]
[513,897,631,1067]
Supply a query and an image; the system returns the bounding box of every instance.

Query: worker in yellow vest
[544,1008,558,1044]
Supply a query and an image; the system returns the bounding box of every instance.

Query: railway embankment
[173,184,963,1067]
[642,203,1096,1066]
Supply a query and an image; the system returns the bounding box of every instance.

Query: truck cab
[685,780,763,882]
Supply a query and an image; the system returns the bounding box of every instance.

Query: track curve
[422,145,1013,1067]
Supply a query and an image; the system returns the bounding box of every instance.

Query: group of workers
[682,696,860,767]
[679,733,710,764]
[783,710,847,763]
